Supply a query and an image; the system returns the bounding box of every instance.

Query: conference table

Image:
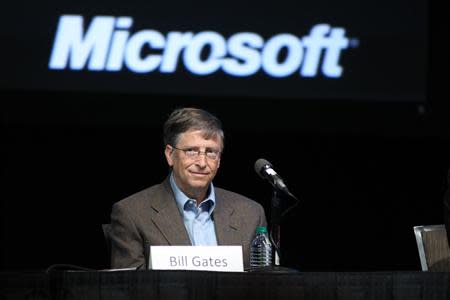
[1,268,449,300]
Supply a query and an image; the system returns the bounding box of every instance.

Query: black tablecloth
[1,269,449,300]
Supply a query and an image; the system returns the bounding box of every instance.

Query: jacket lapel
[214,192,243,246]
[149,179,191,245]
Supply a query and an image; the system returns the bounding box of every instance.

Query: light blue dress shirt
[170,173,218,246]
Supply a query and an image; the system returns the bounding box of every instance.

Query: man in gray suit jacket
[110,107,267,269]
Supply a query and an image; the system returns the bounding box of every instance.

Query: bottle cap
[256,226,268,234]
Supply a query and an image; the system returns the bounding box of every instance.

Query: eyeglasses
[170,145,221,161]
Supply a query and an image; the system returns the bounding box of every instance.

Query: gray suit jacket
[110,177,267,269]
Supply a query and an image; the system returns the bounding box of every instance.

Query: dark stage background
[2,0,449,272]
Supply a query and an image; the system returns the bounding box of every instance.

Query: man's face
[165,129,222,201]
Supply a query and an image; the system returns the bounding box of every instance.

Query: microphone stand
[270,189,282,266]
[265,189,299,273]
[247,189,300,272]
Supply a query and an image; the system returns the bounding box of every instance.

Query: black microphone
[254,158,294,197]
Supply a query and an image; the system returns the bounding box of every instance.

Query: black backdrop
[2,1,449,272]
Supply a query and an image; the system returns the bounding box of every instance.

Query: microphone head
[254,158,272,178]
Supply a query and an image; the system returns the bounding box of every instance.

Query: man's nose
[195,153,208,166]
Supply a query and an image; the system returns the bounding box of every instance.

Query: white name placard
[148,246,243,272]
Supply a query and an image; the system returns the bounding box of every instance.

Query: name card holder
[148,246,244,272]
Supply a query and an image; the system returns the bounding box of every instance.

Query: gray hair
[163,107,224,149]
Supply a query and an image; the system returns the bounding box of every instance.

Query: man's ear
[164,145,174,167]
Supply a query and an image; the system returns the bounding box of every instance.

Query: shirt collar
[169,172,216,216]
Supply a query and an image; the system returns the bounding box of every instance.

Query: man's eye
[206,150,219,158]
[185,149,197,155]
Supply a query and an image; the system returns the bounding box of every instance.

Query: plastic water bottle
[250,226,273,267]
